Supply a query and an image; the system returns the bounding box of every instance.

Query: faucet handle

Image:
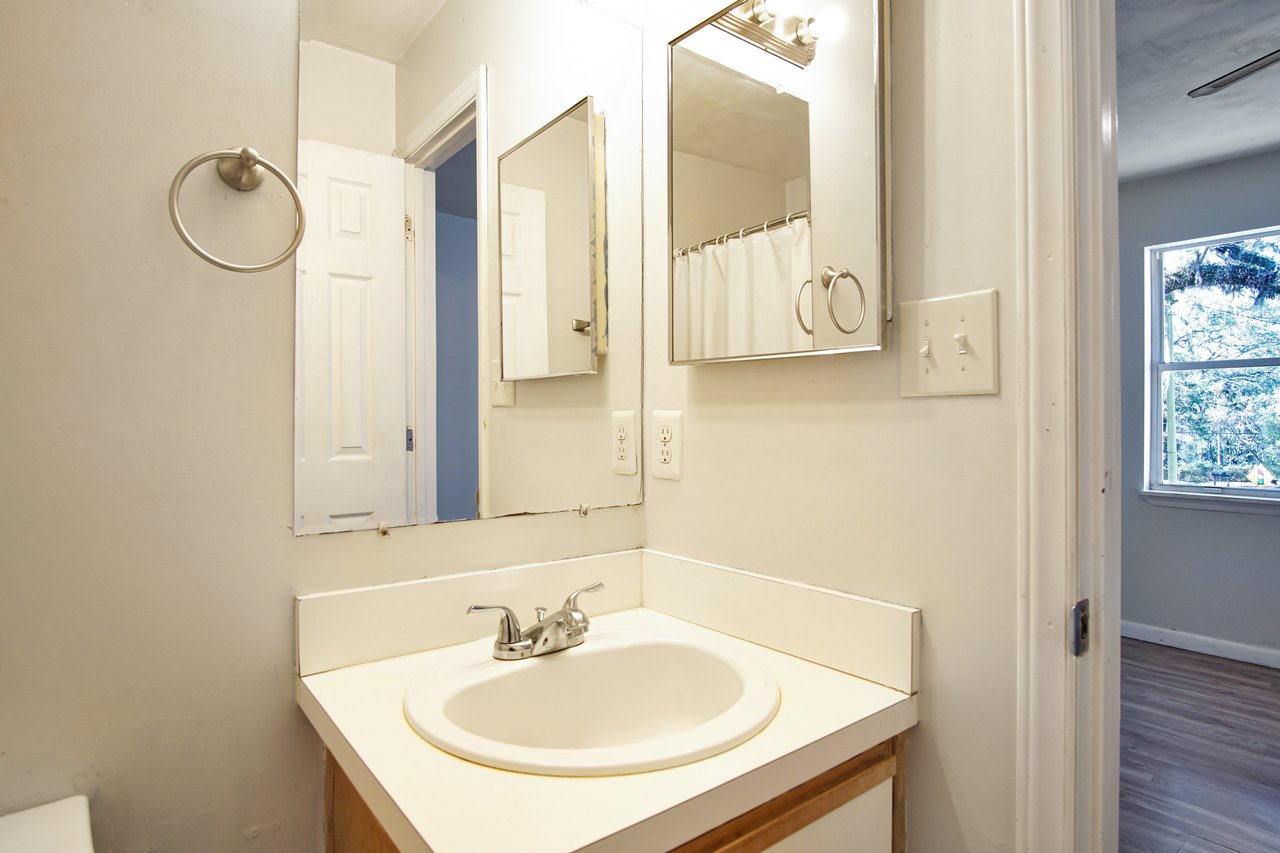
[466,604,523,644]
[562,581,604,615]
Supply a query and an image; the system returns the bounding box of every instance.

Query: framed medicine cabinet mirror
[294,0,643,535]
[498,97,606,380]
[668,0,889,364]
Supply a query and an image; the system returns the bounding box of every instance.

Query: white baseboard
[1121,620,1280,669]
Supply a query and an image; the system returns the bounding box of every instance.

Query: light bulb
[751,0,799,23]
[796,16,822,45]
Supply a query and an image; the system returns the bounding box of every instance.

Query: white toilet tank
[0,796,94,852]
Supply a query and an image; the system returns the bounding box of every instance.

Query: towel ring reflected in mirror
[795,279,813,335]
[168,147,306,273]
[821,265,867,335]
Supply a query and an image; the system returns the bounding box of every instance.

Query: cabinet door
[766,778,892,852]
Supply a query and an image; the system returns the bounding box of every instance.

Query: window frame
[1144,223,1280,507]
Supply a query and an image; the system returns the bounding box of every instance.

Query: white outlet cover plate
[491,358,516,407]
[652,410,683,481]
[612,411,637,476]
[898,289,999,397]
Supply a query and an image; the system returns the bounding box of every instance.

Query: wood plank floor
[1119,638,1280,853]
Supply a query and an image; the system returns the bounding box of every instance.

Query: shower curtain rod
[675,209,809,257]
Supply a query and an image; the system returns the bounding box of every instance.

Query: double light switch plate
[898,289,999,397]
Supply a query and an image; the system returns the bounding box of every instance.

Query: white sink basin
[403,626,780,776]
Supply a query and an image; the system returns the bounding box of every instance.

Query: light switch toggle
[954,333,969,355]
[920,337,933,358]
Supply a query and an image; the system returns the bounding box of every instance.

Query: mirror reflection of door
[295,140,409,534]
[500,184,550,379]
[295,30,479,534]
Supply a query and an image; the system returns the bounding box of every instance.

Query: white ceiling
[300,0,446,63]
[671,47,810,183]
[1117,0,1280,181]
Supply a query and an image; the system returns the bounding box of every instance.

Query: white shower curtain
[673,217,812,360]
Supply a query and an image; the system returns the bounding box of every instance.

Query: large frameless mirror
[293,0,643,535]
[669,0,889,364]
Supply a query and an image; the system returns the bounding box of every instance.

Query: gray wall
[1119,148,1280,652]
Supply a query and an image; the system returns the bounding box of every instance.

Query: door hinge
[1070,598,1090,657]
[406,426,414,452]
[404,215,414,241]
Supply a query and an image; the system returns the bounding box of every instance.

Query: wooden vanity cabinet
[325,733,907,853]
[675,734,906,853]
[325,754,400,853]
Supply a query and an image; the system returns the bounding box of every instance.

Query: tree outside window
[1149,228,1280,496]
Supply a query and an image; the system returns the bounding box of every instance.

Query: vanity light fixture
[712,0,819,68]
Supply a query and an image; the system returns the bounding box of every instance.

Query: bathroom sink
[403,628,780,776]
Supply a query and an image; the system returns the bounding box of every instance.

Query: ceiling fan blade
[1188,47,1280,98]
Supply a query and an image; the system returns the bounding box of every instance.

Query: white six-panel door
[499,182,550,379]
[295,140,408,534]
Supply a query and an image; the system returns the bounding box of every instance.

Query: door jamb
[1014,0,1119,850]
[397,66,491,520]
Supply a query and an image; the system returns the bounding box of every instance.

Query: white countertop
[298,608,916,853]
[0,796,94,853]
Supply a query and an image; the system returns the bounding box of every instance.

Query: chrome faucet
[467,582,604,660]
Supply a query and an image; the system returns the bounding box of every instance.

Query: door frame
[1015,0,1120,850]
[396,66,492,521]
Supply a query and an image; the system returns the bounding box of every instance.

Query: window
[1147,225,1280,501]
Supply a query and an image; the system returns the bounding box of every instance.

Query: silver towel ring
[795,279,813,335]
[820,265,867,335]
[169,147,306,273]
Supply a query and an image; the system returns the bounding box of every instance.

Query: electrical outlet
[652,410,683,481]
[612,411,636,475]
[491,359,516,407]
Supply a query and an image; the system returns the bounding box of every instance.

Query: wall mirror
[499,97,606,380]
[294,0,643,535]
[668,0,889,364]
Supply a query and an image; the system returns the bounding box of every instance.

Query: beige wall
[671,151,787,249]
[644,2,1021,850]
[298,40,397,155]
[0,1,640,851]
